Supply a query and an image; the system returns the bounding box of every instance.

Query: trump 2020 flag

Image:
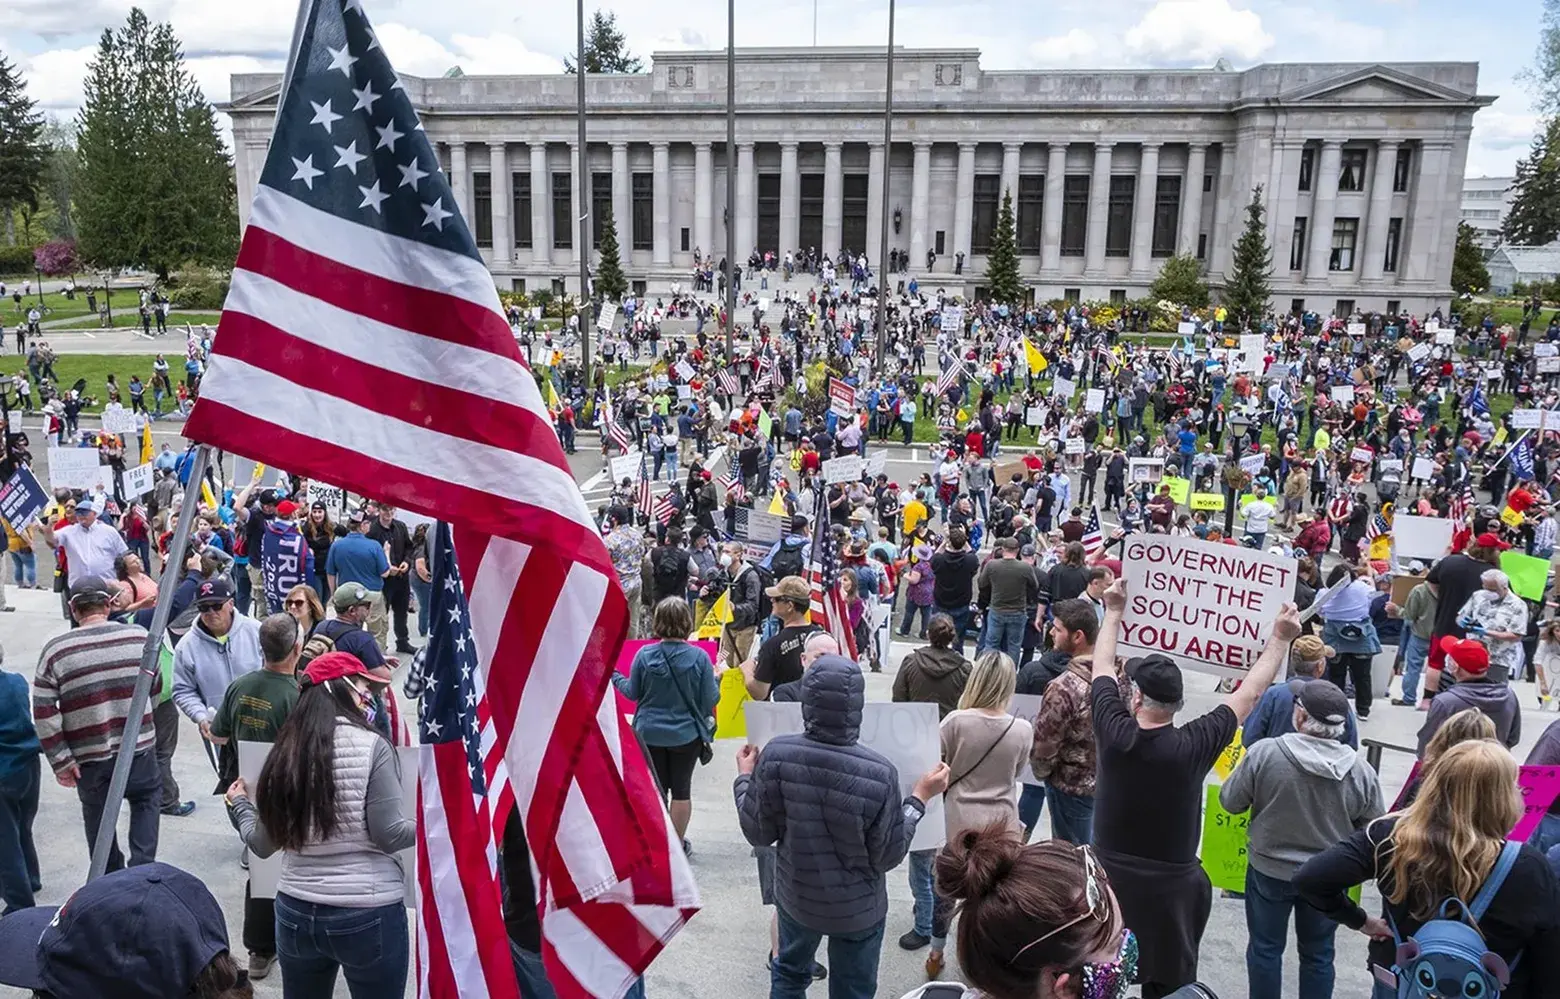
[181,0,699,995]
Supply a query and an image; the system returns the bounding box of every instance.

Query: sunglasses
[1013,845,1109,960]
[285,599,307,608]
[197,603,227,613]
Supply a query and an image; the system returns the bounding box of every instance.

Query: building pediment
[221,82,282,114]
[1277,66,1469,105]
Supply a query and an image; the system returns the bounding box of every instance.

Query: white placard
[1085,388,1105,414]
[121,462,155,499]
[1408,343,1432,362]
[101,406,138,436]
[46,447,106,491]
[822,454,864,484]
[1512,409,1560,430]
[758,297,771,315]
[1435,331,1454,345]
[1239,453,1267,477]
[1349,447,1374,465]
[1128,457,1163,484]
[674,360,696,382]
[1536,343,1558,358]
[745,510,785,545]
[1008,693,1043,787]
[940,306,964,333]
[305,481,346,513]
[1240,334,1264,365]
[232,457,284,490]
[1379,458,1403,475]
[6,411,21,434]
[596,300,618,332]
[1539,357,1560,374]
[1263,363,1290,383]
[239,741,418,901]
[1066,437,1085,455]
[745,700,945,850]
[676,384,692,400]
[1346,322,1366,337]
[1025,406,1045,426]
[609,450,644,483]
[1117,535,1297,678]
[1393,514,1456,560]
[1410,456,1436,481]
[1177,321,1196,336]
[1427,318,1441,332]
[1330,386,1355,405]
[1052,377,1075,400]
[865,450,889,478]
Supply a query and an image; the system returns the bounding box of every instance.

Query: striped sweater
[34,620,158,773]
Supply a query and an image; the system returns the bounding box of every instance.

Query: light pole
[575,0,593,386]
[873,0,895,371]
[724,0,736,366]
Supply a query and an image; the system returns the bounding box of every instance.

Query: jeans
[773,904,883,999]
[233,561,253,617]
[981,609,1027,665]
[76,750,160,872]
[1045,786,1095,845]
[274,894,409,999]
[411,574,432,638]
[937,604,973,657]
[9,550,35,587]
[0,757,40,913]
[512,940,559,998]
[1529,812,1560,856]
[1018,783,1047,837]
[1244,866,1337,999]
[899,601,932,638]
[908,848,936,938]
[152,699,182,809]
[1399,632,1430,702]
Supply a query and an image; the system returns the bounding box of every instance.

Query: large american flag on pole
[181,1,698,995]
[1081,505,1104,556]
[806,493,857,659]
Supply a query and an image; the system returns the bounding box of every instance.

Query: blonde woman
[1295,740,1560,998]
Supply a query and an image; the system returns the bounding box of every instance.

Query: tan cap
[1292,635,1335,663]
[765,575,811,604]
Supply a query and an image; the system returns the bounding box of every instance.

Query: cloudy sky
[1,0,1544,177]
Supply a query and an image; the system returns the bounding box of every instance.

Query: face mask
[719,554,733,567]
[1075,929,1138,999]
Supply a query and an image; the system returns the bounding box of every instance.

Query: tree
[984,189,1022,306]
[563,11,643,74]
[39,117,78,241]
[1451,221,1491,297]
[34,240,79,276]
[1148,253,1208,310]
[593,203,629,301]
[0,54,46,247]
[1522,0,1560,115]
[1221,186,1273,328]
[76,8,237,280]
[1504,117,1560,247]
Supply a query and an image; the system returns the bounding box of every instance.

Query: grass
[0,354,179,414]
[0,289,98,323]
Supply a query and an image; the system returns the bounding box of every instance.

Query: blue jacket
[611,641,718,748]
[0,673,39,781]
[1243,678,1359,750]
[733,656,925,934]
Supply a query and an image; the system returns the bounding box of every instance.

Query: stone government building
[225,47,1493,315]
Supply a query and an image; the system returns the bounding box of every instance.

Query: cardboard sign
[1128,458,1163,484]
[1177,321,1196,336]
[1053,378,1076,400]
[46,447,106,492]
[758,297,771,315]
[1330,386,1355,405]
[596,300,619,332]
[101,406,139,436]
[865,450,888,478]
[1349,447,1374,465]
[746,700,946,850]
[0,467,47,531]
[1159,475,1190,505]
[1025,406,1045,427]
[1512,409,1560,430]
[1190,492,1225,511]
[1500,550,1551,602]
[1538,343,1559,358]
[1085,388,1105,413]
[828,378,855,418]
[1065,437,1085,455]
[121,462,155,500]
[1410,456,1436,481]
[822,454,864,484]
[1408,343,1431,362]
[1117,535,1296,678]
[1007,693,1043,787]
[1393,514,1455,560]
[305,481,346,513]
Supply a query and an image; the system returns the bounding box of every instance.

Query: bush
[34,240,79,277]
[164,271,230,310]
[0,245,36,276]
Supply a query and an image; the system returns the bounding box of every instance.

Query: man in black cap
[234,481,279,617]
[1090,579,1300,999]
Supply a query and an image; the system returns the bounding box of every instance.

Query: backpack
[298,619,354,670]
[770,538,807,581]
[1389,840,1522,999]
[651,545,690,601]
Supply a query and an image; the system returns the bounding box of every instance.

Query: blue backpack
[1389,840,1522,999]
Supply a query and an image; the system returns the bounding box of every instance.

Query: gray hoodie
[172,613,265,725]
[1416,679,1521,757]
[1219,731,1383,880]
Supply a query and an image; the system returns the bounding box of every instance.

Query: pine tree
[1147,254,1208,309]
[564,11,643,74]
[594,203,629,302]
[76,8,237,279]
[1222,185,1273,329]
[1451,221,1491,296]
[1504,117,1560,246]
[0,54,46,246]
[983,189,1022,305]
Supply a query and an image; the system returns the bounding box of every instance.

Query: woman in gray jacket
[225,651,416,999]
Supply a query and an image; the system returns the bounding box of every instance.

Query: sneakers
[160,801,196,817]
[395,642,417,654]
[247,953,276,980]
[899,930,930,951]
[766,956,827,981]
[1391,698,1415,707]
[925,951,945,979]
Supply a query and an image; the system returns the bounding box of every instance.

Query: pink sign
[1389,761,1560,843]
[614,639,718,714]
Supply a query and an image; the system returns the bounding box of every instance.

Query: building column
[866,142,885,266]
[489,142,511,264]
[736,142,756,259]
[694,143,713,258]
[953,142,976,262]
[652,142,671,266]
[1000,143,1021,208]
[779,142,800,257]
[1041,143,1066,273]
[1305,139,1343,281]
[823,142,844,256]
[448,143,470,227]
[1406,142,1451,284]
[1361,140,1400,284]
[610,142,631,262]
[569,142,584,265]
[1130,142,1160,276]
[909,141,931,267]
[1179,142,1208,257]
[1084,142,1114,274]
[530,142,550,267]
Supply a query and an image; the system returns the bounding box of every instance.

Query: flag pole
[575,0,594,388]
[723,0,736,367]
[873,0,894,373]
[89,443,212,879]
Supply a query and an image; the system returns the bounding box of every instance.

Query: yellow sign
[1190,492,1226,512]
[1160,475,1190,505]
[695,590,732,640]
[1494,426,1509,447]
[1369,533,1393,561]
[1501,505,1525,529]
[768,490,788,515]
[713,667,750,739]
[1213,730,1245,780]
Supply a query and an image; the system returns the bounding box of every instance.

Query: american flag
[715,368,739,398]
[1449,478,1474,523]
[935,354,967,398]
[653,489,678,526]
[636,451,655,523]
[718,450,748,502]
[181,2,697,995]
[600,387,632,456]
[1364,510,1389,543]
[1082,505,1104,555]
[806,493,857,658]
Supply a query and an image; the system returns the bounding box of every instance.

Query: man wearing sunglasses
[170,578,264,784]
[37,498,127,591]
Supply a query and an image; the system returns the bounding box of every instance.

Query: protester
[1316,564,1383,720]
[738,576,820,701]
[323,510,390,647]
[976,536,1038,664]
[1386,573,1438,706]
[36,498,127,589]
[172,577,265,790]
[0,649,40,913]
[931,528,981,655]
[283,583,326,635]
[1028,598,1103,845]
[1243,634,1360,748]
[892,614,972,718]
[365,503,414,653]
[1420,533,1504,706]
[720,541,763,667]
[1457,568,1529,684]
[1415,637,1520,755]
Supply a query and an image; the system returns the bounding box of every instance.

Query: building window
[1336,299,1355,317]
[510,278,525,293]
[632,172,653,250]
[511,172,532,249]
[842,174,868,252]
[1329,217,1359,271]
[1387,299,1401,315]
[591,172,611,247]
[631,280,647,297]
[1197,233,1207,259]
[1290,298,1305,315]
[1060,176,1089,256]
[1017,175,1043,254]
[1203,173,1213,193]
[1289,217,1308,271]
[971,174,1001,254]
[680,227,690,252]
[1109,288,1127,305]
[1383,217,1403,273]
[1151,176,1180,257]
[1298,148,1314,192]
[1393,147,1412,193]
[551,278,566,298]
[1338,149,1367,192]
[551,172,571,250]
[1104,176,1134,258]
[472,172,492,248]
[799,174,824,251]
[934,230,946,255]
[1063,287,1081,303]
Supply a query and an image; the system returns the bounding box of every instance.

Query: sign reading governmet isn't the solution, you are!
[1118,536,1296,678]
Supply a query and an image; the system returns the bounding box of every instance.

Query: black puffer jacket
[734,656,926,934]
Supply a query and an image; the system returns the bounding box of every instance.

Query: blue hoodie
[611,640,718,747]
[0,672,40,780]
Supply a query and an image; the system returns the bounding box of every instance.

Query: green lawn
[0,354,180,413]
[0,289,98,323]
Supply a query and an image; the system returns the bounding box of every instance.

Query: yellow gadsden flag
[140,422,154,465]
[1022,336,1048,374]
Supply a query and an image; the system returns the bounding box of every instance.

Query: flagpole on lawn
[89,443,212,879]
[872,0,894,373]
[723,0,736,367]
[575,0,594,387]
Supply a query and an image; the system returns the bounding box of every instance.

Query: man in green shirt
[1386,574,1439,706]
[209,613,302,981]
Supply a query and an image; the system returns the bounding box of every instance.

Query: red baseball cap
[302,651,393,687]
[1439,636,1490,675]
[1475,532,1512,551]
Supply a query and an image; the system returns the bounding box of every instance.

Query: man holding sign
[1091,579,1300,999]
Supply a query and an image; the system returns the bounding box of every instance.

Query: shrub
[0,246,36,276]
[167,273,230,310]
[34,241,79,277]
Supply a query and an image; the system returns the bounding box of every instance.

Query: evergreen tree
[1522,0,1560,115]
[1504,117,1560,246]
[1147,253,1208,309]
[984,189,1022,306]
[564,11,643,74]
[76,8,237,279]
[1222,185,1273,328]
[0,53,46,247]
[593,203,628,301]
[1451,221,1491,296]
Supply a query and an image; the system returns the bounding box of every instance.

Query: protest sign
[1378,458,1403,475]
[610,450,644,483]
[674,360,696,382]
[714,667,750,739]
[306,481,346,514]
[1263,362,1290,383]
[1239,334,1264,369]
[1238,453,1266,476]
[1118,535,1296,677]
[1349,447,1374,465]
[1177,321,1195,336]
[1346,322,1366,337]
[758,297,770,315]
[1410,456,1436,481]
[121,462,155,500]
[1127,458,1163,484]
[1007,694,1043,787]
[1500,551,1551,602]
[1200,785,1251,892]
[1541,357,1560,375]
[596,300,618,332]
[1408,342,1431,362]
[1512,409,1560,430]
[1190,492,1225,511]
[822,454,864,484]
[1213,730,1246,781]
[1025,406,1044,426]
[676,384,692,400]
[828,378,855,418]
[5,411,19,434]
[940,306,964,333]
[0,467,47,531]
[1330,386,1354,405]
[46,448,105,492]
[1427,318,1441,332]
[1514,766,1560,841]
[1538,343,1559,357]
[1393,514,1455,560]
[1435,330,1454,345]
[744,510,785,547]
[864,450,889,478]
[1084,388,1105,413]
[1159,474,1190,505]
[746,701,945,850]
[1065,437,1085,455]
[101,406,139,436]
[1053,377,1076,400]
[231,456,284,490]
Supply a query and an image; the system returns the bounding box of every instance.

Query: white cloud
[1029,29,1099,66]
[372,22,558,77]
[18,45,97,110]
[1473,108,1541,153]
[1124,0,1273,64]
